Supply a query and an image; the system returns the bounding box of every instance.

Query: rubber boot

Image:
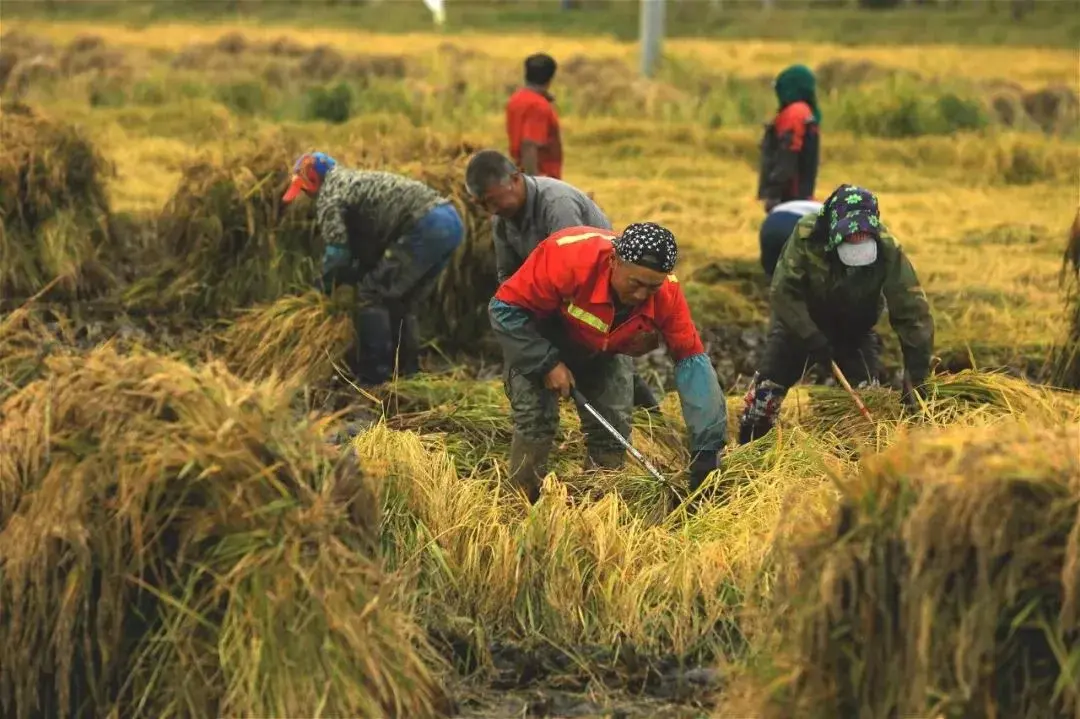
[632,373,660,411]
[687,450,728,513]
[351,306,395,386]
[394,312,421,378]
[737,418,774,445]
[508,434,552,504]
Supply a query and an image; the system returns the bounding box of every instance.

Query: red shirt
[506,86,563,179]
[494,227,705,361]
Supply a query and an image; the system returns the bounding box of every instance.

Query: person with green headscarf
[757,64,822,214]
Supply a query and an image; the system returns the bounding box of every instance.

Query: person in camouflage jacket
[282,151,464,386]
[737,183,935,444]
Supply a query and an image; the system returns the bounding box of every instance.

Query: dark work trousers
[351,202,464,385]
[738,323,883,443]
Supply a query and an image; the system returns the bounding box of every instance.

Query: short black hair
[465,149,519,197]
[524,53,557,86]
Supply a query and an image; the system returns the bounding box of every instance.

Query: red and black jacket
[757,100,820,205]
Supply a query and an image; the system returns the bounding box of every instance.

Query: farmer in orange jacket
[489,222,728,503]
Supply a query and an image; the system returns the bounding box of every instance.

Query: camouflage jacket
[316,167,448,287]
[770,213,935,382]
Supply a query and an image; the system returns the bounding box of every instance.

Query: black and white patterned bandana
[614,222,678,273]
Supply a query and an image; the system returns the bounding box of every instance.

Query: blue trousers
[356,202,464,307]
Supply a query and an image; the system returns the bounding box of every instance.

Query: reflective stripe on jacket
[492,227,704,366]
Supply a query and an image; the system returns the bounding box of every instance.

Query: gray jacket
[493,176,611,283]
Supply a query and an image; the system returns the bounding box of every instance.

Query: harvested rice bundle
[220,289,355,385]
[762,420,1080,719]
[0,347,448,719]
[1051,207,1080,389]
[0,112,114,299]
[126,142,319,316]
[799,369,1079,445]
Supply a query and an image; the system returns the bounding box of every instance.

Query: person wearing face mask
[465,148,661,411]
[738,184,935,445]
[488,222,728,505]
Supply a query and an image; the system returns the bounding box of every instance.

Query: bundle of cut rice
[0,346,449,718]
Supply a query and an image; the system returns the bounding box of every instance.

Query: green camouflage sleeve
[882,243,935,384]
[769,228,829,350]
[316,189,353,289]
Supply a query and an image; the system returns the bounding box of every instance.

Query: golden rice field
[1,11,1079,718]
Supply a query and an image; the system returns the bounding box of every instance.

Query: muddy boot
[687,450,726,513]
[737,377,787,445]
[737,419,774,445]
[351,306,395,386]
[395,312,421,378]
[508,434,552,504]
[632,373,660,411]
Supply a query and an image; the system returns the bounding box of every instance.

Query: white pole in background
[640,0,665,78]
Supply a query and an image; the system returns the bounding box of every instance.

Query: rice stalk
[797,369,1080,451]
[0,297,76,401]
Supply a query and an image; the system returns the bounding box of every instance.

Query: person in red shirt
[489,222,728,506]
[506,53,563,179]
[757,63,821,213]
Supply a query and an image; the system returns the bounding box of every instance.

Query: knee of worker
[579,406,632,451]
[505,372,560,444]
[578,354,634,411]
[837,354,881,389]
[837,332,884,388]
[757,327,809,388]
[739,376,789,425]
[758,233,787,277]
[584,429,629,467]
[576,383,633,444]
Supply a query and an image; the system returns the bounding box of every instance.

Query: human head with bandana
[609,222,678,306]
[818,184,882,268]
[282,151,338,203]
